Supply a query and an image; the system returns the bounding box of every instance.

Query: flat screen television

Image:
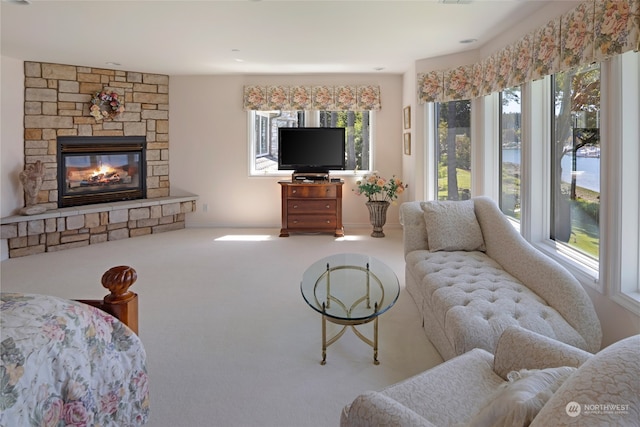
[278,127,346,174]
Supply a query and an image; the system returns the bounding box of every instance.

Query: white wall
[402,63,420,202]
[1,57,24,260]
[1,56,24,218]
[169,73,405,229]
[479,1,577,59]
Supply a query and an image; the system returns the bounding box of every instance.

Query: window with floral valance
[243,85,381,111]
[418,0,639,103]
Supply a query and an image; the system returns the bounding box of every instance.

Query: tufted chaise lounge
[400,197,601,360]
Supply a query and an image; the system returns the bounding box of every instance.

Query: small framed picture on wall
[403,106,411,129]
[404,133,411,155]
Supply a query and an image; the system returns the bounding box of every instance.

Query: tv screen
[278,127,346,173]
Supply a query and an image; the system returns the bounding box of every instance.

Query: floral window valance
[243,85,381,111]
[418,0,639,103]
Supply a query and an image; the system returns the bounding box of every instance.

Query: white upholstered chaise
[400,196,601,360]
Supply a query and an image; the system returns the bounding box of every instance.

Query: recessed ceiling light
[105,62,121,66]
[2,0,31,4]
[459,38,478,44]
[374,67,385,72]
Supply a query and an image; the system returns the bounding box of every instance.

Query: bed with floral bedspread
[0,293,149,426]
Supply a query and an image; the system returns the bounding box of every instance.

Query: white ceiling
[2,0,559,76]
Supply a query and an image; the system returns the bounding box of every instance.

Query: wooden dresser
[279,181,344,237]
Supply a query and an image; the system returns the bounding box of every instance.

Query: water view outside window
[435,100,471,200]
[500,87,522,220]
[552,64,601,259]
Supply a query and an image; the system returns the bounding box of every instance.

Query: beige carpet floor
[1,226,443,427]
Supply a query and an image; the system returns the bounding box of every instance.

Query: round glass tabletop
[300,253,400,322]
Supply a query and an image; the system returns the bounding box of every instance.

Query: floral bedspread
[0,293,149,427]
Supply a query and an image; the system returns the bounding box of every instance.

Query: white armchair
[341,327,639,427]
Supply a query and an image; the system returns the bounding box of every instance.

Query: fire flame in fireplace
[93,165,112,176]
[67,162,133,189]
[89,164,121,184]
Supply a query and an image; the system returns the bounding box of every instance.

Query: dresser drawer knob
[292,189,297,194]
[325,205,330,209]
[293,205,298,209]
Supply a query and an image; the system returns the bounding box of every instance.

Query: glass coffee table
[300,253,400,365]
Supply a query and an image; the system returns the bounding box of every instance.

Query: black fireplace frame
[57,136,146,208]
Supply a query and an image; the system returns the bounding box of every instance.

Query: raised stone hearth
[1,194,197,258]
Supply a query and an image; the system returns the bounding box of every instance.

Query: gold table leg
[321,305,327,365]
[373,315,379,365]
[320,302,380,365]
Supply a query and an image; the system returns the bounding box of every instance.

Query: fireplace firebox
[57,136,146,208]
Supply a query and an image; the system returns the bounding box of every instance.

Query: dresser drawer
[288,215,337,229]
[287,185,336,198]
[279,181,343,237]
[288,200,336,214]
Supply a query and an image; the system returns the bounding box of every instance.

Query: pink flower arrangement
[354,171,407,203]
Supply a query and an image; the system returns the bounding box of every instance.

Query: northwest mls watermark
[566,401,630,417]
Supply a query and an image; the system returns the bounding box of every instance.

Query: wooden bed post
[102,265,139,334]
[78,265,139,334]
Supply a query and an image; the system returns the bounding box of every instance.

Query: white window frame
[519,74,601,289]
[522,53,639,313]
[424,103,437,201]
[606,52,640,311]
[474,94,500,200]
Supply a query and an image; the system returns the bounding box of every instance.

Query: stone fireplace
[57,136,146,207]
[21,61,170,209]
[0,61,197,258]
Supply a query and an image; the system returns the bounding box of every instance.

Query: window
[249,110,372,175]
[551,64,601,261]
[434,100,471,200]
[499,87,522,220]
[252,111,304,173]
[612,51,640,305]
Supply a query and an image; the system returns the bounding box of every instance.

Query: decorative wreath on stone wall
[90,90,125,121]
